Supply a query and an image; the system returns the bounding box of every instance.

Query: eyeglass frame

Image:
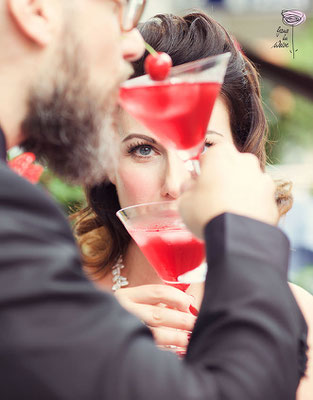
[114,0,147,32]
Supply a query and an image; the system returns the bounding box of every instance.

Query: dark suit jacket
[0,130,307,399]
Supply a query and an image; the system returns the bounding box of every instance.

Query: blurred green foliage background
[264,18,313,167]
[40,170,85,215]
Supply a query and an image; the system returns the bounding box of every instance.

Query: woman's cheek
[117,163,161,207]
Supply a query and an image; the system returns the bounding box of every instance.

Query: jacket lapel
[0,126,7,162]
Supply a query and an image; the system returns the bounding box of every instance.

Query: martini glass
[116,201,207,292]
[119,52,230,174]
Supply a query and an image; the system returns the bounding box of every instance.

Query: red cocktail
[120,82,221,157]
[119,53,230,173]
[116,202,206,291]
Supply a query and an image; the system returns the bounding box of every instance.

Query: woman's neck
[94,240,162,291]
[123,240,163,287]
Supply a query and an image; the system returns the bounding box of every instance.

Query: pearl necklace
[112,256,129,292]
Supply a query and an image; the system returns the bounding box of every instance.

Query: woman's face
[110,98,235,209]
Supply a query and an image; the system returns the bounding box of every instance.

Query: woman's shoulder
[288,282,313,400]
[289,282,313,320]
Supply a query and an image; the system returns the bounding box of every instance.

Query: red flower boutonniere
[8,152,44,184]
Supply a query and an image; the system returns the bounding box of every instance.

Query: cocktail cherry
[144,42,173,81]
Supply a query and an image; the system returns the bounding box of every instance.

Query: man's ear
[7,0,54,46]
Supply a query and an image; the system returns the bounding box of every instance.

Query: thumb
[180,178,196,195]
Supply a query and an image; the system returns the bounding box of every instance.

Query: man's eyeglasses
[116,0,147,32]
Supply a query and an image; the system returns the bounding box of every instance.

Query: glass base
[163,263,207,290]
[184,159,201,176]
[164,281,190,292]
[177,263,208,284]
[177,145,202,177]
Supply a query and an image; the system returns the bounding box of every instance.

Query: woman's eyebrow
[206,130,224,137]
[123,131,223,143]
[122,134,157,144]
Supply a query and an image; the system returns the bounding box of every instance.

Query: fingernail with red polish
[189,304,199,316]
[176,350,186,358]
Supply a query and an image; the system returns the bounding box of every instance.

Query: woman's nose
[161,153,191,200]
[121,28,145,62]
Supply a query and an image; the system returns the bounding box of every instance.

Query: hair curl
[72,12,292,279]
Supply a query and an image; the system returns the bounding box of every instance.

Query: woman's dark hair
[72,12,292,278]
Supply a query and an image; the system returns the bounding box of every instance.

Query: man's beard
[21,39,124,186]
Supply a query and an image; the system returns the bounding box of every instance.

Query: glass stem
[185,159,201,177]
[191,160,201,177]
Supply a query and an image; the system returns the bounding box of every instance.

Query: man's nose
[121,28,145,62]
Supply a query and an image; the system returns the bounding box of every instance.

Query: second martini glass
[119,52,230,174]
[116,201,206,292]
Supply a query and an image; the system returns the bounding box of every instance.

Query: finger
[200,141,238,167]
[263,173,276,193]
[133,304,196,331]
[242,152,262,171]
[116,285,196,313]
[157,345,187,357]
[180,178,196,194]
[149,326,190,348]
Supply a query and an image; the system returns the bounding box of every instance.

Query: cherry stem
[145,42,158,56]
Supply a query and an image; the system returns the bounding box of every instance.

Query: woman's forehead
[119,96,233,143]
[119,111,159,141]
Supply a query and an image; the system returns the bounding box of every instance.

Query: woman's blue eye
[127,143,157,158]
[137,145,152,156]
